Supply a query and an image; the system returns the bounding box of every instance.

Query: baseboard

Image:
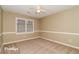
[3,36,79,50]
[3,36,40,45]
[40,30,79,36]
[40,37,79,50]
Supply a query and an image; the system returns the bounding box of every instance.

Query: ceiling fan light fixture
[37,9,41,13]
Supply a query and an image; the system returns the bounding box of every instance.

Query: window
[27,20,33,32]
[17,19,25,32]
[16,18,34,33]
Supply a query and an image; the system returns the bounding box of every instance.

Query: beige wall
[0,6,3,49]
[0,6,2,46]
[0,6,1,33]
[40,6,79,47]
[3,11,39,43]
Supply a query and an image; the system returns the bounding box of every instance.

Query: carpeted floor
[3,38,79,54]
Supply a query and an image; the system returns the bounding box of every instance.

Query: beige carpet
[3,38,79,54]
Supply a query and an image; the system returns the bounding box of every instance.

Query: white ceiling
[1,5,75,19]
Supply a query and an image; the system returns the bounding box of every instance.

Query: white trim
[16,32,34,35]
[41,30,79,36]
[2,32,16,34]
[3,35,79,49]
[3,36,40,45]
[40,37,79,50]
[2,31,39,35]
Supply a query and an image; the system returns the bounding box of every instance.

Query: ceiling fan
[29,5,46,14]
[35,5,46,14]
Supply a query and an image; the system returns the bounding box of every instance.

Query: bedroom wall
[0,6,3,49]
[0,7,1,34]
[40,6,79,48]
[3,11,39,44]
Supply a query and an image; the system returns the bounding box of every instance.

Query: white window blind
[27,20,33,32]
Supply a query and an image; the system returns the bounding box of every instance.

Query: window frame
[16,17,34,34]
